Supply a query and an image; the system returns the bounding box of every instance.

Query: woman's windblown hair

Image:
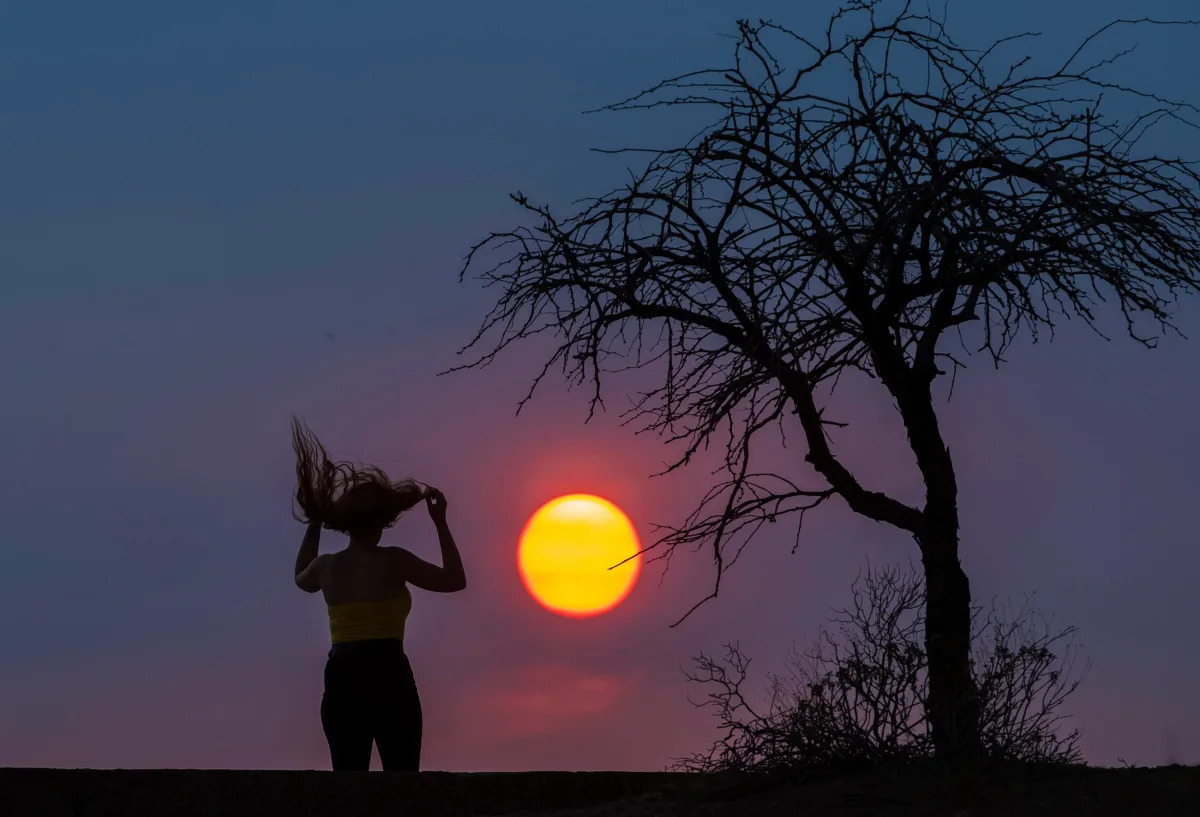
[291,416,425,534]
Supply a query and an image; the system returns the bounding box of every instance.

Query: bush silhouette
[673,563,1088,772]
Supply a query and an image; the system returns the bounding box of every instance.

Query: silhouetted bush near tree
[672,564,1088,773]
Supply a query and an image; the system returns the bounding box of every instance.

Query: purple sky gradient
[2,0,1198,771]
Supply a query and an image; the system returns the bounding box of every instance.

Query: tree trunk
[820,310,983,763]
[870,349,982,765]
[918,527,983,766]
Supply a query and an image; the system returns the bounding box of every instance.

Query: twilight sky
[2,0,1198,772]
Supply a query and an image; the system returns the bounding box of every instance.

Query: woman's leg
[374,653,423,772]
[321,655,374,771]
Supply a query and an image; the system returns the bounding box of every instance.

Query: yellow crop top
[327,587,412,644]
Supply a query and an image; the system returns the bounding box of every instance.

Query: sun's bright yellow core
[517,494,642,617]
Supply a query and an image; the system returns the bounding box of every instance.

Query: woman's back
[321,547,406,606]
[290,416,464,772]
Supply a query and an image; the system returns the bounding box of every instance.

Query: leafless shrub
[672,563,1087,772]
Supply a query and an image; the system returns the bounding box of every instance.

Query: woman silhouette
[290,417,466,772]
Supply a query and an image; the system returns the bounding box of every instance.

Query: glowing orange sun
[517,494,642,617]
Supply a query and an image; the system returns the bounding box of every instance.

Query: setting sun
[517,494,642,617]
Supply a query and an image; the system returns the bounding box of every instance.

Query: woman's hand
[425,487,448,525]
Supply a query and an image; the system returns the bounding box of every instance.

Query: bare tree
[671,564,1087,773]
[455,0,1200,763]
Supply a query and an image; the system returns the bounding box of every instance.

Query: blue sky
[1,0,1198,770]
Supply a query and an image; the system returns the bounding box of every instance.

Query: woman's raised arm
[391,488,466,593]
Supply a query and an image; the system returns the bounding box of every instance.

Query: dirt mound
[0,769,697,817]
[533,764,1200,817]
[1,764,1195,817]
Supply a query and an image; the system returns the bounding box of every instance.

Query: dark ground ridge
[1,763,1197,817]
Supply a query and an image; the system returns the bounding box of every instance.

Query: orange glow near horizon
[517,494,642,618]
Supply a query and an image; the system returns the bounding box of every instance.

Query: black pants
[320,638,422,771]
